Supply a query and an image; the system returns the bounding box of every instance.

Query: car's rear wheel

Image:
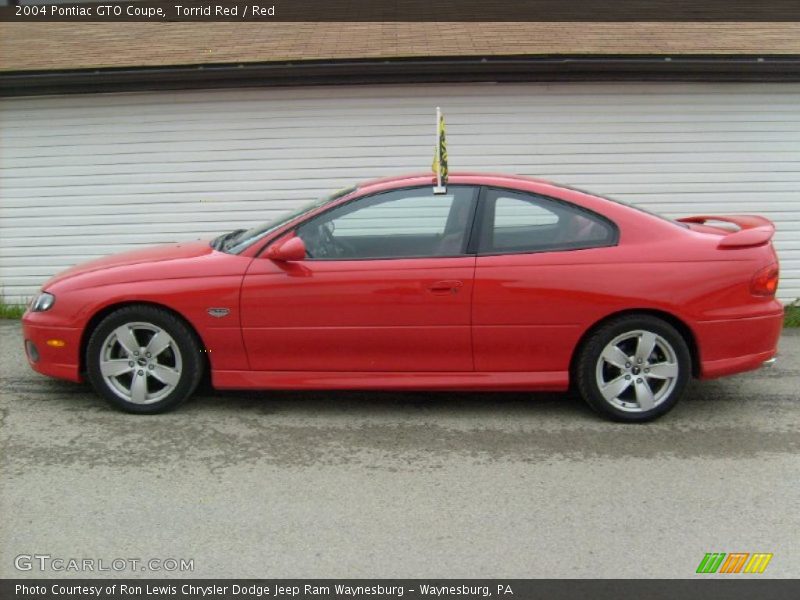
[86,305,203,414]
[575,315,691,422]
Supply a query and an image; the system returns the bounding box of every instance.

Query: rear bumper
[21,317,83,383]
[695,310,783,379]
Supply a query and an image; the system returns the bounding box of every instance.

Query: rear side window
[479,188,617,254]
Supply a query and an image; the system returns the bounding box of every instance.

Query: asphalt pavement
[1,320,798,578]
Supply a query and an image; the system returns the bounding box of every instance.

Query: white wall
[1,82,799,302]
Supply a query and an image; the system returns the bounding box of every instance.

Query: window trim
[474,185,620,257]
[292,184,481,262]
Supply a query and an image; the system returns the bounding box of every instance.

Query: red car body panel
[22,173,783,392]
[240,253,476,372]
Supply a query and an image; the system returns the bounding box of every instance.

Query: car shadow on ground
[10,375,797,472]
[193,387,591,417]
[17,373,602,420]
[8,366,748,423]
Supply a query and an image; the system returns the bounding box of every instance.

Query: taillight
[751,264,779,296]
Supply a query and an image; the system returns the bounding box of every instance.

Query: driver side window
[296,186,478,260]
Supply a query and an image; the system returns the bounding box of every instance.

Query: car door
[240,185,479,372]
[472,187,618,373]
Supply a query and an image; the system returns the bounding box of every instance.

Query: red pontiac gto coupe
[22,173,783,421]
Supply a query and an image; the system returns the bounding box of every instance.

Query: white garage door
[1,82,798,302]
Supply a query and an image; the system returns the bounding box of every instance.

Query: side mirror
[265,236,306,262]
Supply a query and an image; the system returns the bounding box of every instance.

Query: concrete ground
[0,320,798,579]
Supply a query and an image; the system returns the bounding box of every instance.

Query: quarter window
[479,188,616,254]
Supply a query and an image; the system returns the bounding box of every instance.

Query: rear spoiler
[677,215,775,248]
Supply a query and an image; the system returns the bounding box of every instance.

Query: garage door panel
[1,82,798,302]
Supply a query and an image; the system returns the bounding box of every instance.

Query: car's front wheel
[86,305,204,413]
[575,315,691,422]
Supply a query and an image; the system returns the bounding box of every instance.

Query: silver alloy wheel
[595,329,679,413]
[99,321,183,405]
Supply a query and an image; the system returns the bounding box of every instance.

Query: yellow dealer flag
[432,107,448,191]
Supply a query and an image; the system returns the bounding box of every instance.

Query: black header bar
[3,0,800,22]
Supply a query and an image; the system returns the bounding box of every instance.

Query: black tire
[575,314,691,422]
[86,305,204,414]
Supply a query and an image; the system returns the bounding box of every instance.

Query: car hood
[45,240,214,288]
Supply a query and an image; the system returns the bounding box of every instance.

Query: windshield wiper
[221,229,246,251]
[210,233,225,250]
[211,229,245,251]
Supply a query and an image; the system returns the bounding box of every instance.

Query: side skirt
[212,370,569,392]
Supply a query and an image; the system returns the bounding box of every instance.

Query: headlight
[30,292,55,312]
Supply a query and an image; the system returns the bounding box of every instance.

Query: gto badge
[207,307,230,318]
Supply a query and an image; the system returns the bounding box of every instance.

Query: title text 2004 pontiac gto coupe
[22,173,782,421]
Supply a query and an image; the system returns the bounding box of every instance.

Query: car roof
[348,172,684,236]
[356,172,556,194]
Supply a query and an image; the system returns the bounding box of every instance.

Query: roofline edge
[3,55,800,96]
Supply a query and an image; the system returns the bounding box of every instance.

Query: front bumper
[22,317,83,382]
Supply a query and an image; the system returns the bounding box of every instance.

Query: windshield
[219,186,357,254]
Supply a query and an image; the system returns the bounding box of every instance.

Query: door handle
[427,280,464,295]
